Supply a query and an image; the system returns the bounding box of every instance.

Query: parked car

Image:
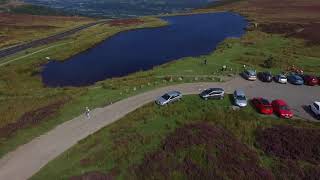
[258,72,273,82]
[303,75,319,86]
[310,101,320,120]
[272,99,293,119]
[251,97,273,115]
[156,91,182,106]
[199,88,224,100]
[274,74,287,84]
[318,76,320,85]
[242,70,257,81]
[233,90,247,107]
[287,74,304,85]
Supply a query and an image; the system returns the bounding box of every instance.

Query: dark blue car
[287,74,304,85]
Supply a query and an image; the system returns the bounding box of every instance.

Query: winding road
[0,77,319,180]
[0,21,106,59]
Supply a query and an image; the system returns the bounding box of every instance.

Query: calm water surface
[42,12,247,87]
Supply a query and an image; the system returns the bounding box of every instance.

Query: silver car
[275,74,287,84]
[156,91,182,106]
[233,89,247,107]
[199,88,224,100]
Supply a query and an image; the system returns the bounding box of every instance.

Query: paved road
[0,21,106,59]
[0,77,319,180]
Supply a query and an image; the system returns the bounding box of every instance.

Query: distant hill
[0,0,76,16]
[24,0,217,18]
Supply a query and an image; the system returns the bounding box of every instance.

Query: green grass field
[32,95,320,179]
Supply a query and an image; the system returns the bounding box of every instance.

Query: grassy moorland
[0,0,320,165]
[32,95,320,179]
[1,16,320,158]
[0,13,94,48]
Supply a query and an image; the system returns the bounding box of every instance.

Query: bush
[263,56,274,68]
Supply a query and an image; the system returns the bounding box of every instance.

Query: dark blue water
[42,12,247,87]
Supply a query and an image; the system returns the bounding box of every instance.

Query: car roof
[314,101,320,106]
[246,70,256,74]
[273,99,287,105]
[207,88,224,92]
[167,91,181,96]
[234,89,245,96]
[263,71,272,75]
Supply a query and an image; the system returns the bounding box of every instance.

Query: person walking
[85,107,91,119]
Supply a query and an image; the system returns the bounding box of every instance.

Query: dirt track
[0,77,319,180]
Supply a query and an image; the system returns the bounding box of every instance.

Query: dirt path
[0,77,319,180]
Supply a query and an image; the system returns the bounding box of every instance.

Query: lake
[42,12,248,87]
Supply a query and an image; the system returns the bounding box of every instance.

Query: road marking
[0,42,71,67]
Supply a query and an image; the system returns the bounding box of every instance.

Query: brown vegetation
[0,97,69,138]
[256,125,320,165]
[69,171,114,180]
[0,13,93,48]
[273,159,320,180]
[135,122,274,179]
[202,0,320,44]
[108,19,144,27]
[259,23,320,45]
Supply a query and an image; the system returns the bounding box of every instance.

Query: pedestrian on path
[85,107,91,119]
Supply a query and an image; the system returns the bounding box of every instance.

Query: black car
[258,72,273,82]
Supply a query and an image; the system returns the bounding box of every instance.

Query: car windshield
[161,94,170,100]
[202,89,212,95]
[279,105,290,111]
[261,99,270,105]
[237,95,246,100]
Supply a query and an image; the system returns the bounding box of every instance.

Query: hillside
[24,0,216,18]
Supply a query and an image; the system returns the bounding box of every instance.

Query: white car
[310,101,320,119]
[275,74,287,84]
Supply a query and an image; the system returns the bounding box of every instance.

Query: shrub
[256,125,320,164]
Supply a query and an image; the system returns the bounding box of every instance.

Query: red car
[251,97,273,115]
[303,75,319,86]
[272,99,293,119]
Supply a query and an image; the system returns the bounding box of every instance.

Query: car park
[251,97,273,115]
[302,75,319,86]
[274,74,287,84]
[156,91,182,106]
[258,72,273,82]
[287,74,304,85]
[233,90,247,107]
[272,99,293,119]
[242,70,257,81]
[199,88,224,100]
[310,101,320,119]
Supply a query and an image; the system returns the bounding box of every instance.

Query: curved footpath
[0,77,319,180]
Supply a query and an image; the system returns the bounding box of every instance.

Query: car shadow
[227,94,234,105]
[302,105,319,120]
